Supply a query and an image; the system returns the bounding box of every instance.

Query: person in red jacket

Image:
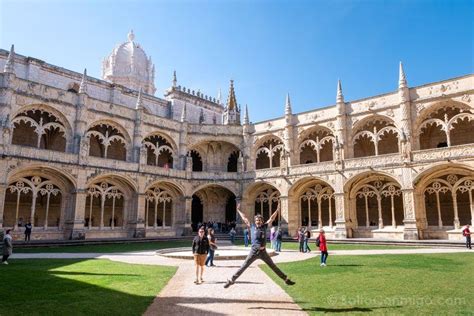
[318,229,328,266]
[462,225,472,249]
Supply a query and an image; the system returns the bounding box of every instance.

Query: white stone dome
[102,30,156,95]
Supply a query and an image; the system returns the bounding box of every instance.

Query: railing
[412,144,474,163]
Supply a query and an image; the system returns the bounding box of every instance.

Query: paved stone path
[11,247,473,316]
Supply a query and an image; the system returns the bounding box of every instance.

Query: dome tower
[102,30,156,94]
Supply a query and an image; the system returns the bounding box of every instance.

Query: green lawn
[14,240,416,254]
[0,259,176,316]
[261,253,474,315]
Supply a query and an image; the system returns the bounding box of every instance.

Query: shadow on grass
[326,264,364,267]
[2,259,171,316]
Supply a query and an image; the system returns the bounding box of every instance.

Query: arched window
[256,138,284,169]
[189,150,203,171]
[86,124,127,161]
[143,135,174,168]
[145,187,173,228]
[419,107,474,149]
[299,129,334,164]
[353,119,399,158]
[300,184,335,228]
[11,109,67,152]
[4,176,62,229]
[85,182,124,229]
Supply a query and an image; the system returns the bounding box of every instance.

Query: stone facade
[0,38,473,241]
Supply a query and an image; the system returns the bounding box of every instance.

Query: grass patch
[0,259,176,315]
[277,242,419,251]
[15,240,193,253]
[261,253,474,315]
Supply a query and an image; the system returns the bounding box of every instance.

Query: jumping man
[224,203,295,288]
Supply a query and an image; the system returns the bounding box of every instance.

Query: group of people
[194,220,237,234]
[192,203,296,287]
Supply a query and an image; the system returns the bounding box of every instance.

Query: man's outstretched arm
[236,203,250,227]
[265,203,280,225]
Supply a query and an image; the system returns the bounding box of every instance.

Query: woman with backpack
[316,229,328,266]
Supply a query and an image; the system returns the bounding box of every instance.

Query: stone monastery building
[0,31,473,241]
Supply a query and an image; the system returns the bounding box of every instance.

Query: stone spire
[399,61,407,89]
[337,79,344,104]
[180,103,187,122]
[172,70,177,88]
[243,104,249,125]
[285,93,292,116]
[136,88,144,109]
[217,89,222,104]
[3,44,15,73]
[226,80,237,110]
[79,69,88,94]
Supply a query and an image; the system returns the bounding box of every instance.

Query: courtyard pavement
[10,247,473,316]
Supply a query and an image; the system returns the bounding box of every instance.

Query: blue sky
[1,0,473,122]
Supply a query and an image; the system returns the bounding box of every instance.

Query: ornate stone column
[0,182,7,228]
[132,192,146,238]
[183,196,193,235]
[68,188,87,240]
[334,192,348,238]
[402,189,419,240]
[279,195,290,236]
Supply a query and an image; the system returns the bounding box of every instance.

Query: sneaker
[223,279,234,289]
[320,263,324,267]
[322,263,327,267]
[285,278,295,286]
[194,279,199,284]
[2,261,8,265]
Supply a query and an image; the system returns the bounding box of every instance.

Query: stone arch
[414,164,474,236]
[84,174,137,230]
[242,181,282,226]
[4,166,75,231]
[352,115,400,157]
[191,184,237,231]
[188,140,241,172]
[298,126,335,164]
[346,172,404,237]
[11,104,73,152]
[143,132,177,168]
[415,100,474,149]
[144,181,184,229]
[288,177,336,229]
[254,135,284,170]
[86,120,131,161]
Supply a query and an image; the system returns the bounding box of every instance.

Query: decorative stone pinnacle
[217,89,222,104]
[79,68,88,94]
[181,103,187,122]
[337,79,344,103]
[243,104,249,125]
[285,93,292,116]
[136,88,143,109]
[172,70,177,88]
[128,30,135,42]
[226,80,237,111]
[4,44,15,73]
[399,61,407,89]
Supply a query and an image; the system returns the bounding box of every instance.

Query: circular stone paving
[157,246,277,260]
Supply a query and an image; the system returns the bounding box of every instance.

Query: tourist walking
[303,228,311,253]
[317,229,328,266]
[205,228,217,267]
[24,222,32,242]
[298,227,305,252]
[192,226,209,284]
[462,225,472,249]
[2,229,13,265]
[224,203,295,288]
[275,227,282,252]
[243,226,250,247]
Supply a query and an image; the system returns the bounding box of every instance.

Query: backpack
[315,236,320,247]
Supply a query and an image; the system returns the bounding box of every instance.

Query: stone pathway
[10,247,473,316]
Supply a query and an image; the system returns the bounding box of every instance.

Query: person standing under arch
[224,203,295,288]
